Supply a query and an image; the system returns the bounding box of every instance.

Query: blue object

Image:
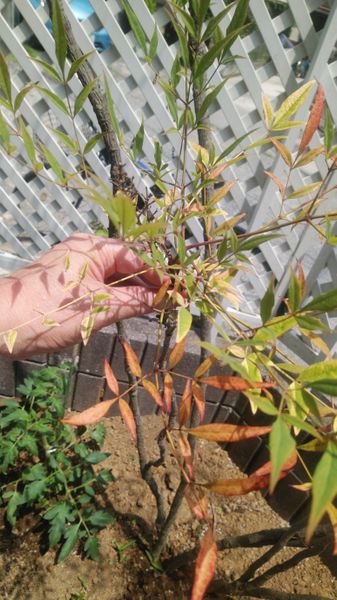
[30,0,111,52]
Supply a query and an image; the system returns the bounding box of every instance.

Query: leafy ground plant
[1,1,337,598]
[0,365,114,562]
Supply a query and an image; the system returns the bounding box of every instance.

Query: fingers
[90,284,159,327]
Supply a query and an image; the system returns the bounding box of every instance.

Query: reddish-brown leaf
[185,485,209,521]
[168,337,186,369]
[104,357,119,396]
[205,473,270,495]
[254,451,298,477]
[143,378,164,409]
[187,423,272,442]
[153,278,171,307]
[194,354,217,378]
[192,382,205,423]
[191,527,217,600]
[163,372,173,413]
[265,170,285,195]
[298,83,325,155]
[119,336,142,378]
[179,433,193,479]
[60,398,117,426]
[198,375,275,391]
[296,259,306,299]
[118,398,136,442]
[179,378,192,428]
[270,138,293,167]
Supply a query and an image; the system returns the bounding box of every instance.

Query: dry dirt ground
[1,415,336,600]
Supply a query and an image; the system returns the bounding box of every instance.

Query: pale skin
[0,233,167,359]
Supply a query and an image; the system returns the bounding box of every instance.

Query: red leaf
[118,398,136,442]
[179,378,192,428]
[254,451,298,477]
[191,527,217,600]
[179,432,193,479]
[119,336,142,378]
[60,398,117,426]
[198,375,275,391]
[298,83,325,155]
[168,338,186,369]
[163,372,173,413]
[187,423,272,442]
[185,485,209,521]
[143,378,164,409]
[205,473,270,495]
[192,382,205,423]
[104,357,119,396]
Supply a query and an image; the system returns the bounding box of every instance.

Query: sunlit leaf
[179,433,193,479]
[327,503,337,556]
[80,314,94,346]
[264,171,285,195]
[187,423,272,442]
[294,145,324,167]
[153,279,171,307]
[163,372,173,413]
[4,329,17,354]
[143,379,164,409]
[194,355,217,378]
[302,288,337,313]
[179,378,192,427]
[204,473,270,495]
[198,375,275,391]
[168,337,186,369]
[273,81,315,127]
[119,398,136,441]
[176,307,192,344]
[191,527,217,600]
[262,93,273,129]
[104,358,119,396]
[192,382,205,423]
[185,485,209,521]
[270,137,292,167]
[287,182,321,199]
[306,442,337,543]
[298,359,337,383]
[119,337,142,377]
[269,417,296,493]
[60,398,117,425]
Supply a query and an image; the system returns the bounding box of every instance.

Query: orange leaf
[298,83,325,155]
[153,279,171,307]
[104,358,119,396]
[208,162,227,178]
[194,355,216,378]
[168,337,186,369]
[265,170,285,195]
[204,473,270,495]
[198,375,275,391]
[187,423,272,442]
[163,372,173,413]
[270,138,292,167]
[192,382,205,423]
[179,378,192,427]
[191,527,217,600]
[179,432,193,479]
[185,485,209,521]
[327,504,337,556]
[143,378,164,409]
[296,259,306,299]
[60,398,117,426]
[119,336,142,378]
[254,451,298,477]
[118,398,136,442]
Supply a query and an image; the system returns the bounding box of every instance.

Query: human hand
[0,233,167,358]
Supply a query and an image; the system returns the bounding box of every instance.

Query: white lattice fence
[0,0,336,361]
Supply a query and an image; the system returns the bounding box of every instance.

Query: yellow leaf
[4,329,17,354]
[262,93,273,129]
[273,80,315,127]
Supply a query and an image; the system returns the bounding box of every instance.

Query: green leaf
[176,307,192,344]
[84,536,100,560]
[74,80,97,116]
[304,379,337,396]
[324,106,334,154]
[227,0,249,36]
[39,143,64,181]
[262,93,273,129]
[195,29,246,79]
[282,414,319,437]
[52,128,78,153]
[89,510,114,527]
[165,89,178,124]
[201,4,234,43]
[52,0,67,73]
[85,451,109,465]
[273,81,315,127]
[30,57,62,82]
[260,277,275,324]
[307,442,337,542]
[48,519,64,548]
[302,288,337,313]
[131,119,144,160]
[0,110,10,147]
[252,316,297,344]
[238,233,279,252]
[288,267,302,312]
[104,75,121,141]
[97,468,114,485]
[6,492,23,527]
[22,463,46,481]
[0,51,12,106]
[112,193,137,236]
[24,479,47,502]
[84,133,103,154]
[130,218,166,240]
[36,86,69,115]
[173,4,197,38]
[171,19,189,69]
[295,315,328,332]
[14,84,34,113]
[148,26,158,63]
[269,417,296,493]
[154,140,162,170]
[67,52,94,82]
[57,524,80,562]
[170,53,182,88]
[122,0,147,55]
[197,80,226,121]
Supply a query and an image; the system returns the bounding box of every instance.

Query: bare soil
[1,415,336,600]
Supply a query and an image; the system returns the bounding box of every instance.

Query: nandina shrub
[1,1,337,598]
